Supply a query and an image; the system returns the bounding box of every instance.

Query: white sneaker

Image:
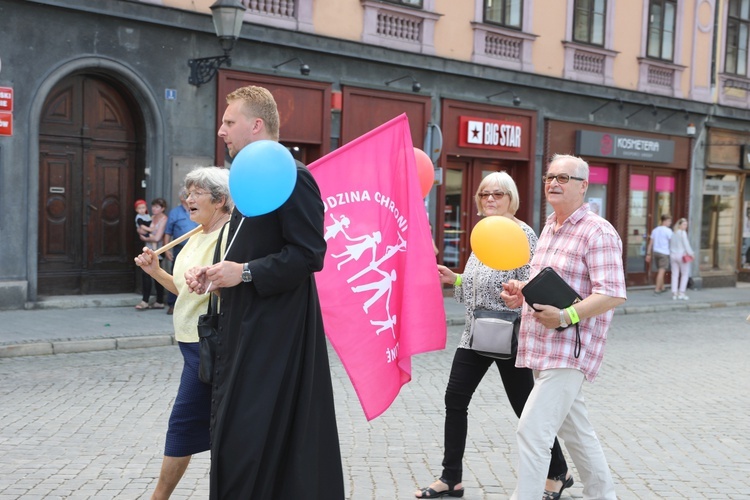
[679,295,689,300]
[672,295,678,300]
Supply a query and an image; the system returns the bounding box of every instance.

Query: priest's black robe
[209,165,345,499]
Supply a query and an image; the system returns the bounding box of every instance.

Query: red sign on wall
[0,112,13,136]
[458,115,523,151]
[0,87,12,112]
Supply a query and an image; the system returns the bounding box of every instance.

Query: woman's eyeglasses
[543,174,585,184]
[186,190,210,200]
[478,191,509,200]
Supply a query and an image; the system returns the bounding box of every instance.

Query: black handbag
[197,224,226,385]
[522,267,583,357]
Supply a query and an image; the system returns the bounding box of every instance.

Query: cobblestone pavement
[1,306,748,499]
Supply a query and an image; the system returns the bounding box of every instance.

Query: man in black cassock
[187,85,345,499]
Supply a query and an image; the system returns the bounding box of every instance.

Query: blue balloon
[229,140,298,217]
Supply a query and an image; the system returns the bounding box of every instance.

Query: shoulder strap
[206,223,228,315]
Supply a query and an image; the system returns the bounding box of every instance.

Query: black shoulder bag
[196,224,226,385]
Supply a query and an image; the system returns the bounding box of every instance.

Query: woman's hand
[500,279,525,309]
[437,265,457,285]
[134,247,160,275]
[185,266,209,294]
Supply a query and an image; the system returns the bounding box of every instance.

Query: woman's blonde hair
[474,171,520,216]
[673,217,688,230]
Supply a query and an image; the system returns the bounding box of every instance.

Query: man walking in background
[646,214,673,294]
[163,189,198,315]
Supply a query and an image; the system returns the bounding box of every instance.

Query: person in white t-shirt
[645,214,673,294]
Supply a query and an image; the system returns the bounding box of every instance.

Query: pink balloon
[414,148,434,198]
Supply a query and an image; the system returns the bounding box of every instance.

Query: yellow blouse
[171,226,226,343]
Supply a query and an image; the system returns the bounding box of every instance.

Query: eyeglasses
[186,190,210,200]
[543,173,585,184]
[478,191,509,200]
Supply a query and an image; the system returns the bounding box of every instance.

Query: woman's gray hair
[475,171,520,215]
[184,166,233,214]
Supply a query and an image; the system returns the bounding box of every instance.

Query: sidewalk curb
[0,334,175,359]
[1,300,748,359]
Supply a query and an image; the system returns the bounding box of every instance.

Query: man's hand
[531,304,562,330]
[500,279,525,309]
[204,261,244,290]
[165,249,174,262]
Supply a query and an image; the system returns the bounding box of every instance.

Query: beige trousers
[511,368,616,500]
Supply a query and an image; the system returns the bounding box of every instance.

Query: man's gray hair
[550,153,589,180]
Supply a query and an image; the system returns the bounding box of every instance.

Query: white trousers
[511,368,616,500]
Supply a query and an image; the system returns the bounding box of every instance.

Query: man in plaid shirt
[502,154,626,500]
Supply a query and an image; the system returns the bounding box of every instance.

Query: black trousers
[141,268,164,304]
[441,347,567,483]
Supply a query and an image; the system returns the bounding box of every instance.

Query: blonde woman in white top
[669,217,694,300]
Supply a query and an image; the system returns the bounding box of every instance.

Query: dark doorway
[38,74,142,295]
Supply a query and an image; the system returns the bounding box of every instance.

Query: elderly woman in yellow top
[135,166,231,500]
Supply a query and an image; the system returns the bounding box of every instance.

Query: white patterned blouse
[453,220,537,349]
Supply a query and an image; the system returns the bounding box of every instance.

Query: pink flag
[309,114,446,421]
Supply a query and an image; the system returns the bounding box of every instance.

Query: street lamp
[188,0,246,87]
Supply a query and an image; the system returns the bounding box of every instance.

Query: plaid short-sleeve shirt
[515,203,627,382]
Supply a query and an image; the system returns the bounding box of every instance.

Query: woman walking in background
[670,217,694,301]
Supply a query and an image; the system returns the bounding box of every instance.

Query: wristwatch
[241,262,253,283]
[558,309,569,328]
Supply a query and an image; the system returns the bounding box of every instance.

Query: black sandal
[415,477,465,498]
[542,472,574,500]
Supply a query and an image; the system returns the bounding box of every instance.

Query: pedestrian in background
[646,214,672,294]
[135,167,232,499]
[163,189,199,315]
[502,154,626,500]
[670,217,694,301]
[416,172,572,499]
[137,198,169,310]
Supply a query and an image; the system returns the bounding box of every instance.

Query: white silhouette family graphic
[325,212,406,339]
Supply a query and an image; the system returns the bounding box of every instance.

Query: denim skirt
[164,342,211,457]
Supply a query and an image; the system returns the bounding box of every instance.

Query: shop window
[562,1,616,85]
[586,165,609,219]
[361,0,439,55]
[700,175,740,274]
[472,0,536,70]
[742,194,750,271]
[244,0,314,32]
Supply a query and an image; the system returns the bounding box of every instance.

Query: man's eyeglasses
[478,191,509,200]
[543,174,585,184]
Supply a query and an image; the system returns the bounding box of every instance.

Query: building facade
[1,0,750,308]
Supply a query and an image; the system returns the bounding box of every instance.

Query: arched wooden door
[38,74,140,295]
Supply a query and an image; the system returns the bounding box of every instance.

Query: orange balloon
[413,147,434,198]
[470,216,531,271]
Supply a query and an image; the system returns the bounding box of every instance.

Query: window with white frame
[646,0,676,61]
[471,0,535,70]
[726,0,750,75]
[573,0,606,46]
[382,0,423,8]
[562,0,616,86]
[484,0,523,30]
